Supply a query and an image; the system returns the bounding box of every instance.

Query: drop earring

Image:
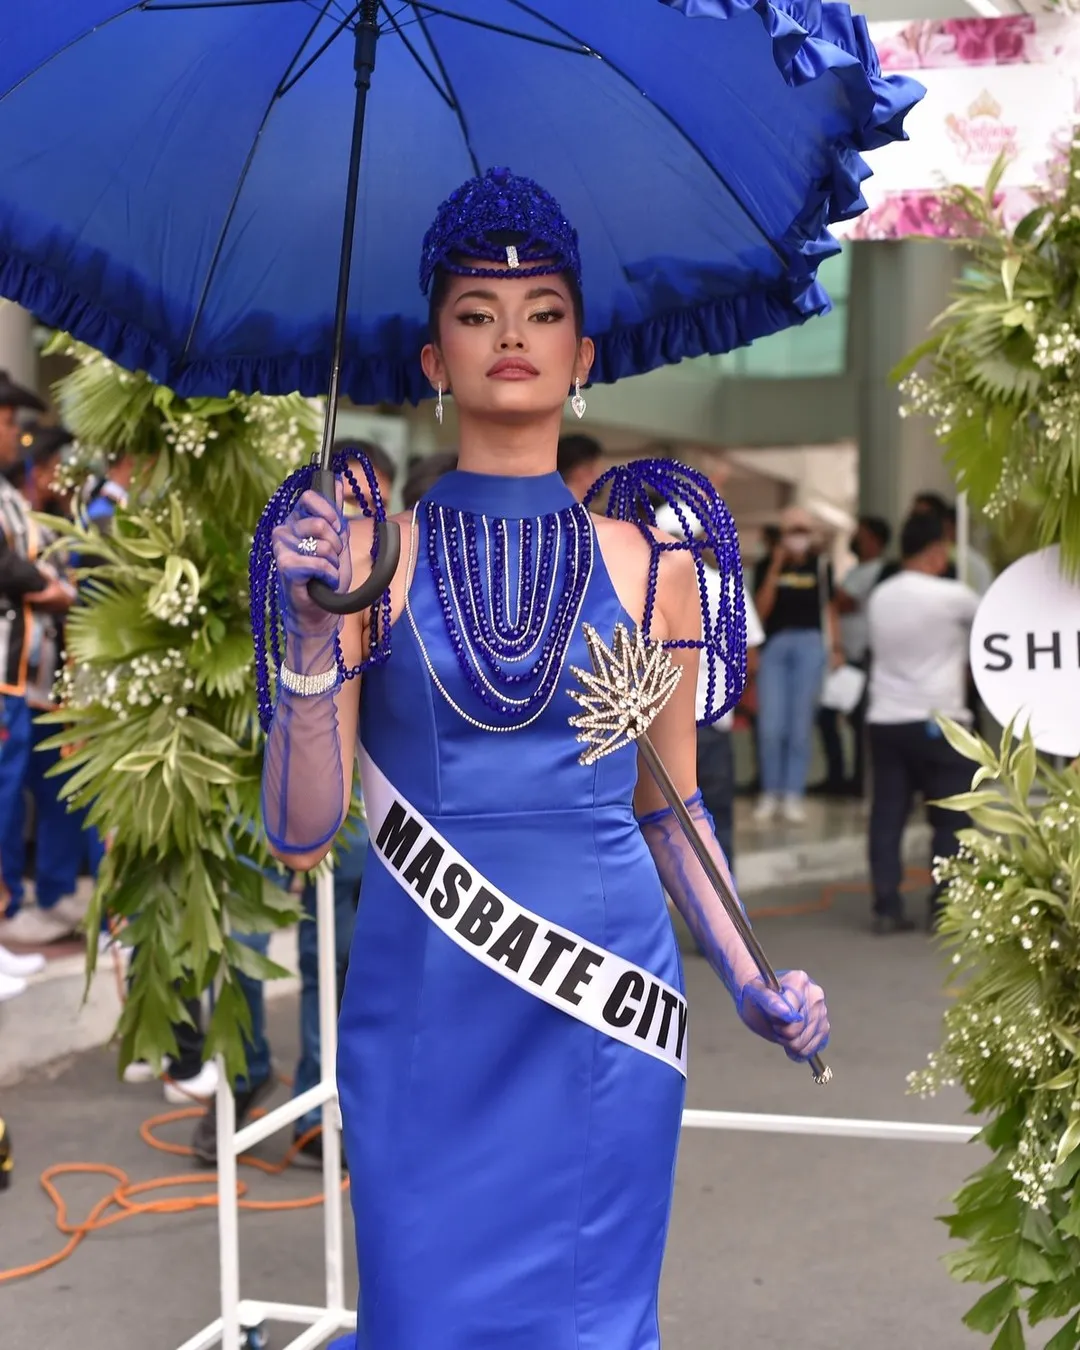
[435,382,444,425]
[571,379,586,420]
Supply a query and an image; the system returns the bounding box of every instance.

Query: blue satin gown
[336,471,686,1350]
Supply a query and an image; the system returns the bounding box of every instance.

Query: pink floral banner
[835,15,1080,240]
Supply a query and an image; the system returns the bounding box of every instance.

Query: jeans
[293,820,368,1133]
[695,728,735,872]
[756,629,826,798]
[233,929,272,1091]
[0,695,105,914]
[868,722,973,919]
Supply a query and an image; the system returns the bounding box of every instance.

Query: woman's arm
[260,493,369,872]
[633,544,829,1062]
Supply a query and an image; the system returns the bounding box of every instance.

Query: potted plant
[40,337,317,1079]
[900,130,1080,1347]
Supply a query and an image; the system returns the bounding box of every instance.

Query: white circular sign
[971,546,1080,757]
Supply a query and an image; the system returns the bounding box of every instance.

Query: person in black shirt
[752,507,841,823]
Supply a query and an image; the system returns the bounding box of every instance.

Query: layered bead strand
[413,501,594,732]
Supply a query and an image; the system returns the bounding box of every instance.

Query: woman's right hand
[271,483,353,637]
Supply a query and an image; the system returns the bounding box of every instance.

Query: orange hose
[0,1107,348,1285]
[1,867,931,1285]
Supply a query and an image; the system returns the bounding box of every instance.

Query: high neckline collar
[423,469,576,519]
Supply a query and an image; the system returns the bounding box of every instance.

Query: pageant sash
[359,749,688,1077]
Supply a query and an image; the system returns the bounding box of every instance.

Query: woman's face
[421,263,593,424]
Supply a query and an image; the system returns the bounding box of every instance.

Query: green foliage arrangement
[41,336,318,1079]
[912,718,1080,1348]
[896,133,1080,573]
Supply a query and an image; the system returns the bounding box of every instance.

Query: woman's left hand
[736,970,830,1062]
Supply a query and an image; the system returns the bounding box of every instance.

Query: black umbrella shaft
[316,2,380,482]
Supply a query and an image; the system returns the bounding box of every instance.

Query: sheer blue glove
[736,971,830,1062]
[638,791,830,1063]
[261,483,352,857]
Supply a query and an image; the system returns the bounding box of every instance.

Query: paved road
[2,882,990,1350]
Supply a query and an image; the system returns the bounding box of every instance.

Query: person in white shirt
[866,511,980,934]
[696,572,765,872]
[911,492,994,596]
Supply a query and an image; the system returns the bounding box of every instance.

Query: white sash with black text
[359,749,688,1077]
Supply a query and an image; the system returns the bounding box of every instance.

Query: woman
[258,169,829,1350]
[752,507,842,825]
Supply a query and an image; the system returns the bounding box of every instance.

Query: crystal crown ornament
[420,167,582,294]
[568,623,682,766]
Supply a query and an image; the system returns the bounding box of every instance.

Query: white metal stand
[178,868,355,1350]
[177,865,978,1350]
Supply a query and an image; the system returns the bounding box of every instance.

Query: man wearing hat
[0,372,83,944]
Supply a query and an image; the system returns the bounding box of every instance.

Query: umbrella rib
[144,1,321,10]
[407,4,482,176]
[500,0,787,267]
[0,2,146,107]
[181,0,345,361]
[277,4,362,97]
[377,4,455,109]
[406,4,587,56]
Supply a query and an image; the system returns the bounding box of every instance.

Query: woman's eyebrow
[453,286,565,303]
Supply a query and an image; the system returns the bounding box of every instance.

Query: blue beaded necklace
[407,472,594,733]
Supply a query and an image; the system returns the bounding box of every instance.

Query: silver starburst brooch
[568,623,682,766]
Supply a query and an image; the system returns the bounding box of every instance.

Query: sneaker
[192,1076,276,1168]
[0,906,73,946]
[753,794,778,824]
[46,894,90,934]
[0,970,27,1002]
[781,795,807,824]
[0,943,46,978]
[164,1059,220,1105]
[122,1060,158,1085]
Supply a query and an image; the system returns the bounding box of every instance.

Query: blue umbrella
[0,0,920,608]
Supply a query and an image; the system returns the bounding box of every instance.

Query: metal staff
[568,623,832,1087]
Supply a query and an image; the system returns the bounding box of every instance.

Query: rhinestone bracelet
[277,662,341,698]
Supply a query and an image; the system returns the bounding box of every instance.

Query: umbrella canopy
[0,1,920,406]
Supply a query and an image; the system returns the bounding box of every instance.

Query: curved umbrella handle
[305,468,401,616]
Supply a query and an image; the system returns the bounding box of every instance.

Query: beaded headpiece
[419,167,582,295]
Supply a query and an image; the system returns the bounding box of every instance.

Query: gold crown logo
[968,90,1001,120]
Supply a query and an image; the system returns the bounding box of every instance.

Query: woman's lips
[487,358,539,379]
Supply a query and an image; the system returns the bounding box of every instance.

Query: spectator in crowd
[557,434,603,503]
[79,452,136,532]
[402,450,458,511]
[866,510,979,934]
[2,423,104,945]
[338,439,396,517]
[752,507,841,824]
[0,384,89,947]
[911,492,993,596]
[815,515,890,798]
[696,577,765,872]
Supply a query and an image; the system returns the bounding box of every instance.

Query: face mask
[784,531,812,555]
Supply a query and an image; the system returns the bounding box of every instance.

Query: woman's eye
[530,308,565,324]
[457,311,493,325]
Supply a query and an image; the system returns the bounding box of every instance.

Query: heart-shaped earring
[571,379,586,420]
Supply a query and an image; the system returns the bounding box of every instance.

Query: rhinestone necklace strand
[406,503,595,733]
